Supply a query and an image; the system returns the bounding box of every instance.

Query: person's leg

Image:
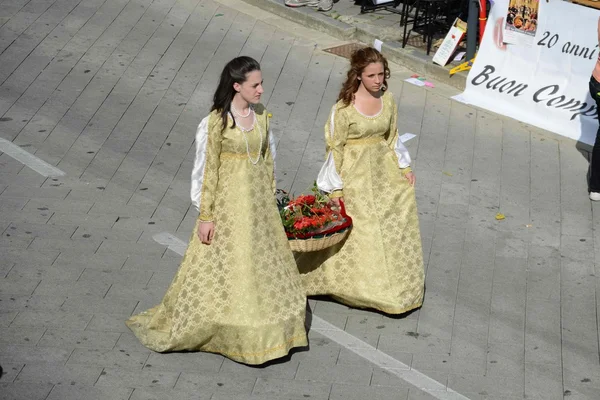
[588,77,600,199]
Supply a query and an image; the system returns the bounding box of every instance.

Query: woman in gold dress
[297,48,425,314]
[126,57,308,364]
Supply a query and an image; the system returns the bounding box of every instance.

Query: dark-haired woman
[126,56,308,364]
[296,47,424,314]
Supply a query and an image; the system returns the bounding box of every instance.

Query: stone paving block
[523,362,562,400]
[7,263,84,281]
[15,363,103,386]
[34,279,111,298]
[11,310,92,330]
[0,173,46,189]
[485,342,524,379]
[143,350,224,373]
[0,363,24,383]
[37,328,121,349]
[378,333,451,355]
[122,255,180,271]
[47,212,117,229]
[78,268,153,286]
[295,362,372,385]
[0,186,70,200]
[336,347,412,368]
[29,237,102,253]
[88,202,157,217]
[105,283,165,304]
[449,328,487,361]
[0,293,65,312]
[111,215,181,232]
[0,261,14,278]
[0,234,34,248]
[0,209,53,225]
[52,252,128,269]
[0,325,45,346]
[0,344,72,364]
[0,382,54,400]
[411,353,486,377]
[330,383,409,400]
[0,197,28,212]
[370,367,448,390]
[524,297,561,366]
[71,226,142,242]
[309,311,347,331]
[129,388,212,400]
[174,371,256,394]
[86,312,132,333]
[252,376,330,399]
[113,329,156,354]
[22,198,94,214]
[0,311,18,327]
[0,277,40,296]
[447,373,523,397]
[3,222,77,240]
[146,270,177,288]
[96,366,179,388]
[61,295,138,315]
[218,358,300,379]
[414,305,454,342]
[288,336,339,366]
[46,385,134,400]
[68,347,150,370]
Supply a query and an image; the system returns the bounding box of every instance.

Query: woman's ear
[233,82,241,93]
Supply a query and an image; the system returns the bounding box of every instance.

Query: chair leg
[426,4,433,54]
[401,1,410,47]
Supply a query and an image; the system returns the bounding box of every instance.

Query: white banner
[455,0,600,145]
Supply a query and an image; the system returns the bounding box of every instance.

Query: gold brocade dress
[296,91,425,314]
[126,105,308,365]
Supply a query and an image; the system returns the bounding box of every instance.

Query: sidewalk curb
[241,0,468,90]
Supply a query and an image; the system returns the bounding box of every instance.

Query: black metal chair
[401,0,450,55]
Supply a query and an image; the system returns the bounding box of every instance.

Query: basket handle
[338,198,348,218]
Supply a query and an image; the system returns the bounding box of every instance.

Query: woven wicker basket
[286,199,352,252]
[288,227,350,252]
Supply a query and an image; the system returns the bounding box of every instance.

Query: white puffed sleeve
[190,115,210,212]
[393,136,412,169]
[317,105,344,194]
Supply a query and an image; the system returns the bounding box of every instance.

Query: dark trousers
[589,76,600,192]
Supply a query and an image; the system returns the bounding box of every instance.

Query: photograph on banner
[504,0,539,45]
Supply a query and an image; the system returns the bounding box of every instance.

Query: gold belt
[346,137,385,145]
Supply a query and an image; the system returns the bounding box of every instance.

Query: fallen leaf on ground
[495,213,506,221]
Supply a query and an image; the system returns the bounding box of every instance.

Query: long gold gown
[126,105,308,365]
[297,91,425,314]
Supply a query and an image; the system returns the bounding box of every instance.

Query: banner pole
[467,0,479,59]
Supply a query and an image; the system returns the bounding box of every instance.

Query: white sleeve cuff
[394,134,412,169]
[316,151,343,193]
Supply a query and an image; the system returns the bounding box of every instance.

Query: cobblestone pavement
[0,0,599,399]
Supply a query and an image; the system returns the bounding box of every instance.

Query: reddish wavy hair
[338,47,390,107]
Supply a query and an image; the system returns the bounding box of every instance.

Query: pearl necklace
[231,104,251,118]
[231,109,262,165]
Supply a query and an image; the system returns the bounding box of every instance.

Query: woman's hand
[331,197,344,207]
[197,221,215,245]
[405,171,416,186]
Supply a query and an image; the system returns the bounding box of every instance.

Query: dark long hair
[211,56,261,130]
[338,47,390,107]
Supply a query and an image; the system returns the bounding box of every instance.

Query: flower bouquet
[277,183,352,252]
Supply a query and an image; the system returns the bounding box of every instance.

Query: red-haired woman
[296,47,424,314]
